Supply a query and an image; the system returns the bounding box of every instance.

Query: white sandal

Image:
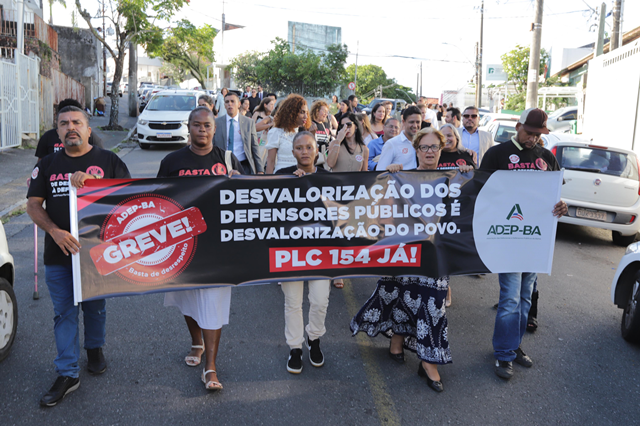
[201,369,223,391]
[185,344,204,367]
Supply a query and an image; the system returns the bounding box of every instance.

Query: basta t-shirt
[157,146,244,178]
[437,149,476,170]
[275,165,330,174]
[480,138,560,172]
[27,147,131,266]
[35,128,104,159]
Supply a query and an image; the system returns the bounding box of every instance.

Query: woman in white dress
[265,94,311,174]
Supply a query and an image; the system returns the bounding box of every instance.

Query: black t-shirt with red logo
[27,147,131,266]
[156,146,244,178]
[437,149,476,170]
[35,128,104,159]
[480,140,560,172]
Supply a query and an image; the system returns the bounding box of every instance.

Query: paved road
[1,143,639,425]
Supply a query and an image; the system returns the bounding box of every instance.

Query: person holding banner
[351,127,471,393]
[27,106,131,407]
[266,94,312,174]
[276,131,332,374]
[479,108,568,380]
[157,106,243,391]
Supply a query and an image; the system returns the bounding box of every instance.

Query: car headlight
[181,120,189,126]
[138,120,148,125]
[626,242,640,255]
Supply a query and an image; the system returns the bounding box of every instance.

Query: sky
[47,0,640,97]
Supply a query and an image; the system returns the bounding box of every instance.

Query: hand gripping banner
[70,170,563,303]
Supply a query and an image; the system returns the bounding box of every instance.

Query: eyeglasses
[463,114,478,119]
[417,144,441,152]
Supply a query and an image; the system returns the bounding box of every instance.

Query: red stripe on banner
[89,207,207,276]
[269,244,422,272]
[77,184,132,211]
[77,179,137,196]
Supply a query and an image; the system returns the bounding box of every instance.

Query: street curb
[0,200,28,223]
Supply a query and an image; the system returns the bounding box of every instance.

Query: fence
[18,53,39,134]
[40,75,53,129]
[0,8,58,51]
[0,59,20,150]
[51,68,85,107]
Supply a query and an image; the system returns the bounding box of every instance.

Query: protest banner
[70,170,563,303]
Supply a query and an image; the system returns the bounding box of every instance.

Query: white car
[545,138,640,246]
[547,106,578,133]
[136,90,205,149]
[478,113,519,131]
[611,242,640,342]
[0,221,16,362]
[486,120,517,145]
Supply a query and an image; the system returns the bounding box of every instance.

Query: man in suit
[213,92,264,174]
[460,106,493,163]
[256,85,265,101]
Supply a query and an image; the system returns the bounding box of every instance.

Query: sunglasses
[342,122,354,128]
[463,114,478,119]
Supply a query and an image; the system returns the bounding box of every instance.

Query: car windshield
[368,99,383,109]
[548,108,568,119]
[146,95,196,111]
[557,146,638,179]
[495,124,516,143]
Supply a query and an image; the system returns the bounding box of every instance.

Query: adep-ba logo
[487,204,541,237]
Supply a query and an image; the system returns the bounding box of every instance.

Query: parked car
[138,82,155,95]
[139,87,164,112]
[479,113,519,131]
[544,137,640,246]
[106,82,123,97]
[137,90,205,149]
[486,120,517,145]
[547,106,578,133]
[0,220,17,362]
[610,242,640,342]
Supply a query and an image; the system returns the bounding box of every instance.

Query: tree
[344,64,415,103]
[148,19,217,89]
[159,61,187,85]
[49,0,66,25]
[228,50,263,90]
[75,0,188,130]
[500,45,550,110]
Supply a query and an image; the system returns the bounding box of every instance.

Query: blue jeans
[45,264,106,378]
[492,272,537,361]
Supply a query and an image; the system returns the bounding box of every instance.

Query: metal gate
[0,53,39,150]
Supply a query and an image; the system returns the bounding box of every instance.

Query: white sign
[486,64,507,81]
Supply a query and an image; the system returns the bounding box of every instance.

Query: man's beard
[64,132,83,146]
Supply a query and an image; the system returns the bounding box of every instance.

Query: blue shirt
[461,128,480,154]
[367,136,385,171]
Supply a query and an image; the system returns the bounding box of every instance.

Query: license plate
[156,132,171,139]
[576,207,607,221]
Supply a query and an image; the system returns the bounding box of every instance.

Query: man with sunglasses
[460,106,492,163]
[480,108,568,381]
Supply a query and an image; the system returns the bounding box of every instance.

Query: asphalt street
[1,96,639,425]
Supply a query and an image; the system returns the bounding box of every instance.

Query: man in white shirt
[417,97,439,130]
[212,93,263,174]
[460,106,493,163]
[376,106,422,171]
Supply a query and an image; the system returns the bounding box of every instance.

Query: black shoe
[514,347,533,368]
[39,376,80,407]
[388,350,405,364]
[494,360,514,380]
[287,348,303,374]
[417,362,443,392]
[87,348,107,375]
[306,337,324,367]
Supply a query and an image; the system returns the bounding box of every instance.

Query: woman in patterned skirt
[351,127,472,393]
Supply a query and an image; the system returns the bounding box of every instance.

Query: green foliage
[500,45,550,94]
[148,19,217,89]
[230,38,349,96]
[344,64,415,104]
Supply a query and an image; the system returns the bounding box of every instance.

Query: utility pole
[476,0,484,108]
[353,41,359,95]
[292,24,296,54]
[595,3,606,57]
[611,0,622,51]
[102,0,107,96]
[525,0,544,109]
[419,62,423,98]
[474,42,479,105]
[128,42,137,117]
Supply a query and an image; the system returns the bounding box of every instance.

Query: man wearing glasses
[460,106,492,163]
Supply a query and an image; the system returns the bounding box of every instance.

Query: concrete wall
[287,21,341,54]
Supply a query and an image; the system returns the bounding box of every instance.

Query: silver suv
[0,221,16,362]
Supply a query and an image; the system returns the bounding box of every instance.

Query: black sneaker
[306,337,325,367]
[494,360,514,380]
[39,376,80,407]
[87,348,107,375]
[287,349,303,374]
[514,347,533,368]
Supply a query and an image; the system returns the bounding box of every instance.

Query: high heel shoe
[388,350,405,364]
[418,362,443,392]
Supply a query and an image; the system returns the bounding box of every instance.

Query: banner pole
[546,169,565,274]
[69,180,82,306]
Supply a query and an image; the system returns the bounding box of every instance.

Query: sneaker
[87,347,107,375]
[306,337,325,367]
[287,348,303,374]
[514,347,533,368]
[494,360,514,380]
[39,376,80,407]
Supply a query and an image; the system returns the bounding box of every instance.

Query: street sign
[486,64,507,81]
[348,82,356,90]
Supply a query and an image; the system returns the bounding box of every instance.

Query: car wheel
[621,272,640,343]
[139,142,150,150]
[613,231,637,247]
[0,278,18,362]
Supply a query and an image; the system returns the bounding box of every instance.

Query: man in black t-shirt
[480,108,568,381]
[27,106,131,407]
[35,99,104,161]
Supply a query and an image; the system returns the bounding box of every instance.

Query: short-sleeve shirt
[437,149,476,170]
[376,131,416,171]
[480,137,560,172]
[157,146,244,178]
[266,127,298,172]
[35,129,104,159]
[27,147,131,266]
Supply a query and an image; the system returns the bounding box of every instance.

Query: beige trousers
[281,280,331,349]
